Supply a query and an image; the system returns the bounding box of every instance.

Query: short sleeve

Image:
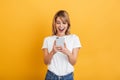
[73,35,82,48]
[41,37,48,49]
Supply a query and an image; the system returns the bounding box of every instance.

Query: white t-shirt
[42,34,82,76]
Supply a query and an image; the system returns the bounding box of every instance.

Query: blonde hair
[52,10,71,35]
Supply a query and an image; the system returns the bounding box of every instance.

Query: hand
[58,43,71,56]
[51,40,62,54]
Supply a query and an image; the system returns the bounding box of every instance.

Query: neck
[56,33,65,37]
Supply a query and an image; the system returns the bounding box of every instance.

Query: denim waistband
[47,70,73,77]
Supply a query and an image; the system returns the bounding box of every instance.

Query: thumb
[54,40,56,46]
[64,42,67,48]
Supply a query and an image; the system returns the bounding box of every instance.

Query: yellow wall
[0,0,120,80]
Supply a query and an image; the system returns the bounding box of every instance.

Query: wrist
[66,50,71,56]
[51,49,56,55]
[66,51,71,57]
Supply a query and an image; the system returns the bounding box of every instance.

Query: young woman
[42,10,82,80]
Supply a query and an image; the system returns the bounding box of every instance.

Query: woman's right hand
[51,40,62,54]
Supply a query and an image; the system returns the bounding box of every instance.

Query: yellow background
[0,0,120,80]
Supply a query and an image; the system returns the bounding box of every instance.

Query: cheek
[55,24,60,28]
[64,27,68,32]
[55,25,59,31]
[65,25,68,29]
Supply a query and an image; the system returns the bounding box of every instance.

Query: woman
[42,10,82,80]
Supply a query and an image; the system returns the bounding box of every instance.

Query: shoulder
[43,35,55,41]
[68,34,79,39]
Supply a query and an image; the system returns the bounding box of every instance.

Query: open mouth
[58,28,65,32]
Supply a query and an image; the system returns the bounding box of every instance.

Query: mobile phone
[56,37,65,47]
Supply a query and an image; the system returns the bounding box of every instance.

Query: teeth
[60,29,64,30]
[59,28,64,30]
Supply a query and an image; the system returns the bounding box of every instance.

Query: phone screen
[56,37,65,47]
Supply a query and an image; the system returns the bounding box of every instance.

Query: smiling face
[52,10,71,36]
[55,17,68,36]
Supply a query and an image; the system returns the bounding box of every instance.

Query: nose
[60,23,64,27]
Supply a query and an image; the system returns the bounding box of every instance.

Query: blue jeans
[45,70,74,80]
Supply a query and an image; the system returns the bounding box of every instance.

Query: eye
[63,22,67,24]
[56,21,60,24]
[63,22,66,24]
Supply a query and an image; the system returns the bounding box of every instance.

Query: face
[55,17,68,35]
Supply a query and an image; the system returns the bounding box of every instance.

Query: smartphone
[56,37,65,47]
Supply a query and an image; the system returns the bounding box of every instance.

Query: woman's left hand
[58,43,80,65]
[58,43,71,56]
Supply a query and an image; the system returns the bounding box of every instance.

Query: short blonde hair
[52,10,71,35]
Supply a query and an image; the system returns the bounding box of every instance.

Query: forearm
[60,48,78,65]
[44,51,54,65]
[67,53,76,65]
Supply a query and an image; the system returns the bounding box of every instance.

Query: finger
[56,46,61,48]
[53,40,56,46]
[56,46,62,50]
[61,46,64,50]
[58,50,62,52]
[64,42,67,48]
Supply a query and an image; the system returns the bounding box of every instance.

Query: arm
[60,47,80,65]
[42,48,54,65]
[59,42,80,65]
[42,41,60,65]
[67,48,80,65]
